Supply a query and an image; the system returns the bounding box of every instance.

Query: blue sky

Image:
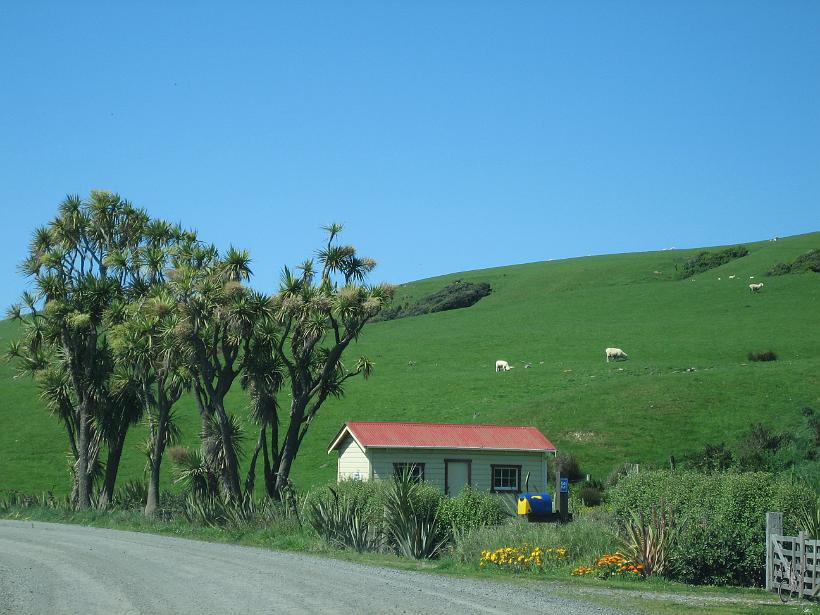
[1,2,818,309]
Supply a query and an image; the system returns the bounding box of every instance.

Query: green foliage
[767,249,820,276]
[383,473,448,559]
[437,486,508,534]
[168,446,220,498]
[681,442,734,472]
[555,451,584,482]
[679,411,820,481]
[181,492,290,529]
[307,487,381,553]
[608,470,814,586]
[578,485,603,507]
[0,490,70,512]
[620,504,677,576]
[114,480,148,509]
[677,245,749,279]
[310,480,508,556]
[734,423,790,471]
[796,495,820,540]
[376,280,491,321]
[605,463,640,488]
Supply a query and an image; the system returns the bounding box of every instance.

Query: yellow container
[517,497,531,515]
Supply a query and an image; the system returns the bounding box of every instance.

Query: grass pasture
[0,231,818,495]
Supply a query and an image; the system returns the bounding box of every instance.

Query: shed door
[445,460,471,496]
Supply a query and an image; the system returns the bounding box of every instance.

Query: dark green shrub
[681,442,734,472]
[578,485,603,507]
[791,249,820,273]
[767,249,820,276]
[375,280,491,321]
[608,470,812,586]
[437,487,507,533]
[677,245,749,279]
[555,451,584,482]
[766,262,792,276]
[748,350,777,362]
[734,423,794,472]
[320,478,388,525]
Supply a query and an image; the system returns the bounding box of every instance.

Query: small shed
[327,421,557,495]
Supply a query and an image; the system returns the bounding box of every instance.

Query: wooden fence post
[799,530,807,597]
[766,512,783,591]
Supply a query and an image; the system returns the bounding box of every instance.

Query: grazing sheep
[729,275,736,279]
[495,360,513,372]
[749,283,764,293]
[605,347,628,362]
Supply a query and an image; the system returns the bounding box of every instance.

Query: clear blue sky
[2,2,818,309]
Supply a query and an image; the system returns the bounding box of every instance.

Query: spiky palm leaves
[269,226,393,495]
[168,446,219,499]
[383,472,448,560]
[797,496,820,539]
[8,192,188,508]
[308,488,382,553]
[110,290,190,515]
[241,318,286,496]
[620,504,678,576]
[166,247,271,502]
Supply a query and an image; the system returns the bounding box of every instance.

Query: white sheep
[749,283,764,293]
[495,360,513,372]
[605,348,628,362]
[729,275,736,279]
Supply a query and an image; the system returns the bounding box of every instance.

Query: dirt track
[0,520,625,614]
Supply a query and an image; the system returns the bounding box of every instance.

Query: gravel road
[0,520,625,615]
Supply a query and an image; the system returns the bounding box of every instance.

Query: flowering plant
[480,544,567,571]
[571,552,645,579]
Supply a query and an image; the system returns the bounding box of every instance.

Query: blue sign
[560,478,569,493]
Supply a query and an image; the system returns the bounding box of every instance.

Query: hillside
[1,232,818,496]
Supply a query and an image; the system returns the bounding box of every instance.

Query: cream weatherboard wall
[336,435,371,481]
[366,448,551,495]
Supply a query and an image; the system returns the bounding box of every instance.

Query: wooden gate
[766,512,820,599]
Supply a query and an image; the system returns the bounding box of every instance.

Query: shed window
[393,462,425,482]
[491,465,521,492]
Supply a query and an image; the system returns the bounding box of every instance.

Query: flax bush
[307,487,381,553]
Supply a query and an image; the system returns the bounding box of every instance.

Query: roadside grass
[570,592,815,615]
[2,505,815,614]
[1,231,818,497]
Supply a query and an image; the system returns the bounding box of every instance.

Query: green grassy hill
[1,232,818,495]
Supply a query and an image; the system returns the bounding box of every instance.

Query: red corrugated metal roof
[329,421,555,453]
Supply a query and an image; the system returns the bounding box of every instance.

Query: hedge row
[608,470,812,585]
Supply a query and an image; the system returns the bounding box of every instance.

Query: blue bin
[518,492,553,515]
